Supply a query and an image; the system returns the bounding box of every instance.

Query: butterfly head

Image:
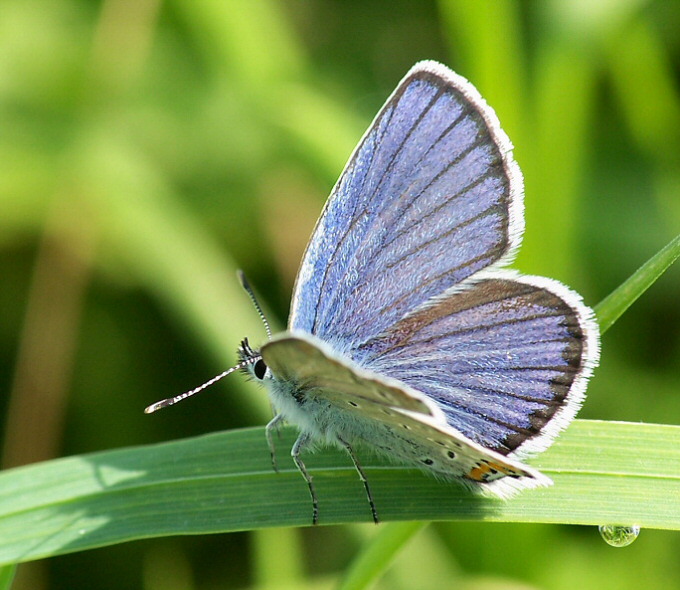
[238,337,271,381]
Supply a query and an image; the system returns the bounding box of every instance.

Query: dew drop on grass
[598,524,640,547]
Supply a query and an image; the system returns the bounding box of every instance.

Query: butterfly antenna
[238,270,272,340]
[144,359,251,414]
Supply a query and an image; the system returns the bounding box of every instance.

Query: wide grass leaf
[0,420,678,565]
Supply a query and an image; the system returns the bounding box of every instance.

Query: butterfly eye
[253,359,268,380]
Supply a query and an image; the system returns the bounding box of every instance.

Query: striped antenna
[144,359,251,414]
[238,270,272,339]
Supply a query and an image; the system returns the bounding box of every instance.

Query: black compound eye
[253,359,267,380]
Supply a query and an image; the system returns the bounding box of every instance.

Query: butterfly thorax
[238,337,335,443]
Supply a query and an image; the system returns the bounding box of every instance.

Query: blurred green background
[1,0,679,589]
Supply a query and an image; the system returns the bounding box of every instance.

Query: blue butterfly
[147,60,600,525]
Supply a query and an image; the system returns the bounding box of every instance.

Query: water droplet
[598,524,640,547]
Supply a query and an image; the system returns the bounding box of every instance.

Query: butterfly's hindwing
[354,272,599,461]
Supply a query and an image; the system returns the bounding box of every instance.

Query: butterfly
[146,60,600,525]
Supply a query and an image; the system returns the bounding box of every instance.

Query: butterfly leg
[337,435,379,524]
[265,414,284,473]
[291,432,319,525]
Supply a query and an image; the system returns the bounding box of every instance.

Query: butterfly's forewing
[354,271,600,462]
[289,61,523,348]
[262,334,436,416]
[261,333,550,492]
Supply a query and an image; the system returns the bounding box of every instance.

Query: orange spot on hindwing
[467,460,523,482]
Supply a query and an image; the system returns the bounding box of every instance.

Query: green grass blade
[0,565,15,590]
[337,521,427,590]
[0,420,678,566]
[595,233,680,334]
